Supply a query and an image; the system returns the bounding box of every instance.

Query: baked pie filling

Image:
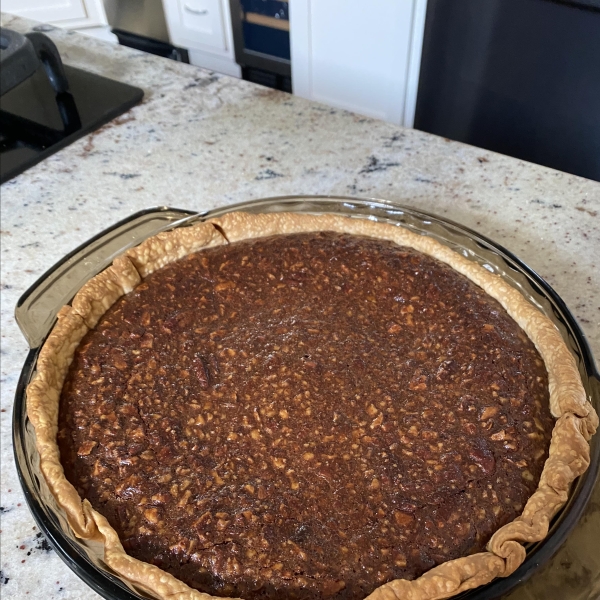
[57,232,554,600]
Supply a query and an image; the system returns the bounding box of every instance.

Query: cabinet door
[291,0,427,126]
[2,0,87,22]
[163,0,227,51]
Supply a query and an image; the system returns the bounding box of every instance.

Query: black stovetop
[1,55,143,184]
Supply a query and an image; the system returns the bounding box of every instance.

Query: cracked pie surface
[27,212,598,600]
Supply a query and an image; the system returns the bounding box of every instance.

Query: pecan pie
[27,212,598,600]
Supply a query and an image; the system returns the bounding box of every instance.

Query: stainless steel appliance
[102,0,188,62]
[103,0,170,42]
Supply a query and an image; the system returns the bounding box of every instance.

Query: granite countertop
[1,12,599,600]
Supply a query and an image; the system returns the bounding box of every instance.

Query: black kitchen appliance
[415,0,600,181]
[0,26,144,184]
[229,0,292,92]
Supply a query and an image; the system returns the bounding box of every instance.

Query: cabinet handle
[184,4,209,15]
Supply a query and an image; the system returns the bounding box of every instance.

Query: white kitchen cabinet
[290,0,427,127]
[162,0,240,77]
[163,0,226,51]
[3,0,108,29]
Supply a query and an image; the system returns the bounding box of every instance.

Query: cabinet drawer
[164,0,227,51]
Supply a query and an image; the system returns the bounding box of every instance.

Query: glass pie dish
[13,196,600,600]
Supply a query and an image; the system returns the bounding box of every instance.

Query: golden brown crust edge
[26,212,598,600]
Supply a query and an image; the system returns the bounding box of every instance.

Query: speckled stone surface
[1,12,599,600]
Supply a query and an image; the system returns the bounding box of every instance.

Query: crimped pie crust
[26,212,598,600]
